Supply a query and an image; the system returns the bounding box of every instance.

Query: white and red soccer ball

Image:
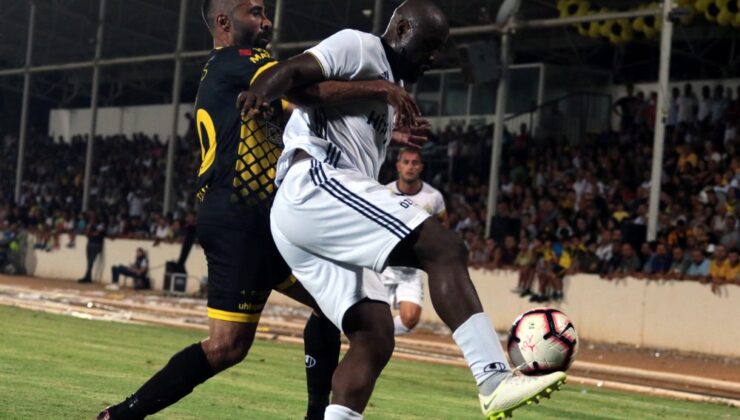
[507,308,579,375]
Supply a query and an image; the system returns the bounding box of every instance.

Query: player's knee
[370,332,395,365]
[401,312,420,330]
[400,304,422,330]
[204,334,253,368]
[355,329,394,367]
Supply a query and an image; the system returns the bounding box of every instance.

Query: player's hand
[236,90,274,119]
[391,118,431,149]
[384,84,421,128]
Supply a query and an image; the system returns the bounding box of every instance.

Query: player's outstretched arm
[237,54,421,128]
[238,53,325,118]
[287,79,422,129]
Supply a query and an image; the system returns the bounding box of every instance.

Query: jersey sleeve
[433,191,447,217]
[305,29,366,80]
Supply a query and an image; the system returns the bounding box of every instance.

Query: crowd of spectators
[2,83,740,300]
[0,125,199,252]
[416,83,740,301]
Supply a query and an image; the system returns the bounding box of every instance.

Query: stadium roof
[0,0,737,126]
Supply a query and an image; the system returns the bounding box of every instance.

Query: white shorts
[271,159,430,330]
[379,267,424,309]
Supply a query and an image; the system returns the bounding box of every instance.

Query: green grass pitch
[0,305,736,419]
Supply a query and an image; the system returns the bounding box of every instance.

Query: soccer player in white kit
[239,1,566,418]
[379,148,448,335]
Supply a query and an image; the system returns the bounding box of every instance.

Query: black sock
[112,343,214,418]
[303,313,340,420]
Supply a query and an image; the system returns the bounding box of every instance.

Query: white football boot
[479,371,566,419]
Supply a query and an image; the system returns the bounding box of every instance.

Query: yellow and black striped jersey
[194,46,283,228]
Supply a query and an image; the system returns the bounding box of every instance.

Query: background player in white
[381,147,448,335]
[239,1,566,418]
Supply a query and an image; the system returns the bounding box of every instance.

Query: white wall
[48,103,194,141]
[262,271,740,358]
[27,235,206,294]
[26,236,740,357]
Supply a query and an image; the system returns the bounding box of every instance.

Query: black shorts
[197,219,293,323]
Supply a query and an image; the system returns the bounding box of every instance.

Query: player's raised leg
[388,218,566,418]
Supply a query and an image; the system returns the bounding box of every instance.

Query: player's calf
[98,343,215,419]
[331,301,394,414]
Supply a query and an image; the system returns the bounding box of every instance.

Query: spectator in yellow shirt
[712,248,739,296]
[709,245,728,281]
[721,249,740,283]
[612,202,631,223]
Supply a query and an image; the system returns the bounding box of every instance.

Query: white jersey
[383,181,446,284]
[388,181,446,219]
[276,29,396,184]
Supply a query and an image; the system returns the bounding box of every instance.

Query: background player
[98,1,424,419]
[239,1,566,418]
[381,147,447,335]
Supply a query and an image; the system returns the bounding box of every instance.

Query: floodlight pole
[163,0,188,214]
[82,0,106,212]
[372,0,384,35]
[485,32,510,239]
[14,2,36,204]
[647,0,674,241]
[272,0,284,57]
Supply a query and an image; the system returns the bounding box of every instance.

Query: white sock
[452,312,511,385]
[324,404,363,420]
[393,315,411,336]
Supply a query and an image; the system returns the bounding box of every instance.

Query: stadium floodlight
[496,0,522,26]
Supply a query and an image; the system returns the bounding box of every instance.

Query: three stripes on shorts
[308,160,411,239]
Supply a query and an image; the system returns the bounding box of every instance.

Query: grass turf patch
[0,305,736,419]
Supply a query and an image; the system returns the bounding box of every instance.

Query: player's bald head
[382,0,448,83]
[387,0,448,37]
[202,0,239,32]
[202,0,272,48]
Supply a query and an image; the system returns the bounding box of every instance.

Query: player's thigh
[272,159,430,272]
[272,227,388,332]
[276,279,320,313]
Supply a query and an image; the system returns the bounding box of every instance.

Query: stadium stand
[2,82,739,300]
[0,130,198,251]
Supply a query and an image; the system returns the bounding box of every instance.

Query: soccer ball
[507,308,579,375]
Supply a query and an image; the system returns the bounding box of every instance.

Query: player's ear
[397,18,411,38]
[216,13,230,32]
